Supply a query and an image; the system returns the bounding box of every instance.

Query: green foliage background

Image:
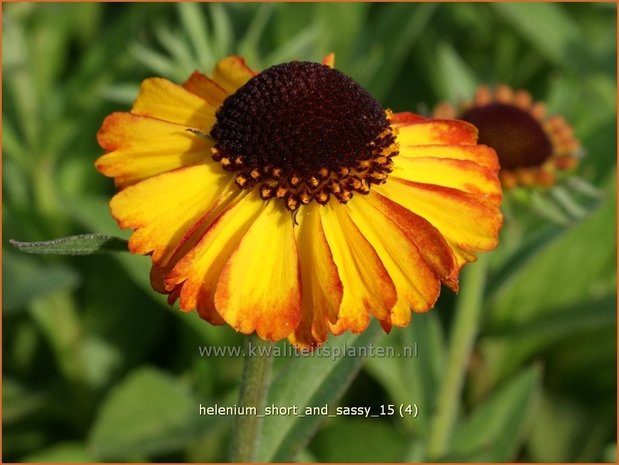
[3,2,616,463]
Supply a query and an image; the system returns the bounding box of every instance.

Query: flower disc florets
[210,61,398,211]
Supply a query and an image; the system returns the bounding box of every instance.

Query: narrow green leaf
[549,185,589,220]
[155,27,197,78]
[313,3,369,66]
[89,367,202,460]
[209,3,233,58]
[527,189,572,225]
[368,3,437,100]
[489,177,616,328]
[435,42,477,101]
[311,418,409,462]
[447,365,541,461]
[264,25,320,67]
[10,233,128,255]
[257,323,381,462]
[238,3,275,67]
[178,3,213,71]
[365,312,446,436]
[492,3,586,70]
[130,43,178,79]
[29,292,89,385]
[527,389,610,462]
[99,82,141,105]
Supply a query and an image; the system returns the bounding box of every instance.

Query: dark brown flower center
[209,61,397,211]
[461,103,553,170]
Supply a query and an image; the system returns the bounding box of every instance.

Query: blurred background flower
[3,3,616,463]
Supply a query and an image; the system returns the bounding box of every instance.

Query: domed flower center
[210,61,398,211]
[462,103,553,170]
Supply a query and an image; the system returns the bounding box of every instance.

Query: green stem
[427,254,489,460]
[229,335,274,462]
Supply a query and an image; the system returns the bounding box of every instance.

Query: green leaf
[447,365,541,461]
[365,312,446,436]
[489,177,617,328]
[257,323,381,462]
[89,367,202,460]
[130,43,178,79]
[155,27,197,78]
[10,233,128,255]
[23,442,96,463]
[29,292,89,384]
[3,250,79,312]
[311,418,409,462]
[527,390,612,462]
[492,3,586,70]
[209,3,233,58]
[368,3,438,100]
[434,42,477,101]
[264,25,320,67]
[177,3,213,71]
[3,377,46,424]
[482,178,616,388]
[238,4,275,66]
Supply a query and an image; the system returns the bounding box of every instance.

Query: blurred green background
[3,2,616,463]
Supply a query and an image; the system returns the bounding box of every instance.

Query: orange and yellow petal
[164,193,263,325]
[131,77,217,130]
[288,203,343,348]
[394,118,478,146]
[183,71,228,107]
[320,202,397,334]
[347,196,441,326]
[397,144,499,171]
[211,56,256,95]
[96,113,213,188]
[367,191,458,291]
[109,163,233,267]
[377,179,502,269]
[392,155,502,205]
[214,200,302,340]
[322,53,335,68]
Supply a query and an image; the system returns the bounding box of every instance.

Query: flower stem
[229,335,274,462]
[427,254,489,460]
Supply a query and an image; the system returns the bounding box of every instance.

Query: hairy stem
[229,335,274,462]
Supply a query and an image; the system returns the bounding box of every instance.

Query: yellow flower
[434,85,581,189]
[96,55,502,348]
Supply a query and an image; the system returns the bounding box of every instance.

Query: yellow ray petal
[212,55,256,94]
[183,71,228,107]
[288,204,343,349]
[347,196,441,326]
[392,156,502,205]
[367,191,458,291]
[110,163,234,267]
[395,119,478,146]
[399,144,499,171]
[320,202,397,334]
[132,77,216,129]
[149,192,239,297]
[165,193,264,325]
[214,201,302,341]
[96,113,213,188]
[377,179,502,268]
